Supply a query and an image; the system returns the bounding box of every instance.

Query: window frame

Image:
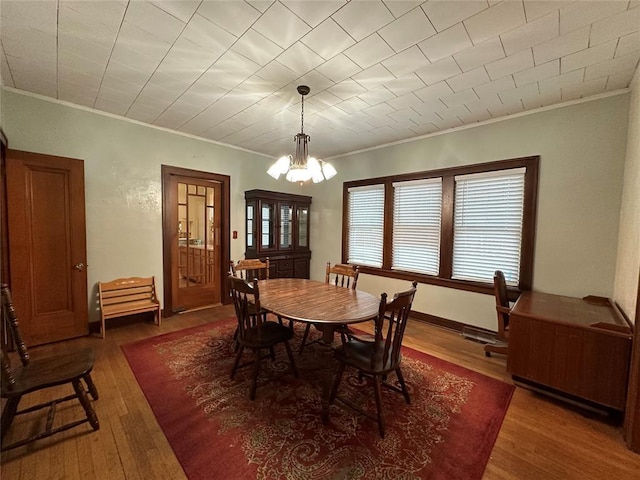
[342,156,539,296]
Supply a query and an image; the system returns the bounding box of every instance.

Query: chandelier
[267,85,337,184]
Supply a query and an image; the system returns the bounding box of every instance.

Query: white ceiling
[1,0,639,159]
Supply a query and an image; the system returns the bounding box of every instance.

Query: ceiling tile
[383,1,424,18]
[615,31,640,58]
[293,69,335,94]
[252,1,311,49]
[161,37,220,73]
[513,59,559,87]
[418,23,472,62]
[358,86,397,105]
[421,0,488,32]
[281,0,346,27]
[500,11,559,56]
[523,1,567,22]
[454,37,505,72]
[539,68,584,93]
[561,39,617,74]
[336,96,372,114]
[463,0,525,44]
[197,0,261,37]
[255,60,299,88]
[277,42,325,76]
[498,82,539,103]
[473,75,516,98]
[590,6,640,46]
[353,63,396,90]
[315,54,362,83]
[440,88,478,108]
[585,51,640,81]
[485,49,534,80]
[2,0,57,34]
[150,1,200,22]
[446,67,490,92]
[385,73,426,95]
[331,0,395,41]
[562,77,607,100]
[328,79,368,100]
[231,28,283,66]
[344,33,396,69]
[386,92,423,110]
[414,80,454,102]
[180,14,238,55]
[415,56,461,84]
[532,25,589,65]
[378,7,437,52]
[124,0,185,44]
[559,0,627,36]
[382,46,431,77]
[300,18,355,60]
[606,70,636,90]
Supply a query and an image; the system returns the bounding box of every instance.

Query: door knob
[73,263,86,271]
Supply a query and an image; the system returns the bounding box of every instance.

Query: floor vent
[462,326,497,345]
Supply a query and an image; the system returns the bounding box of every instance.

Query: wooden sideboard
[508,292,633,412]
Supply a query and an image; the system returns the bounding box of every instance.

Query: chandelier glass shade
[267,86,337,184]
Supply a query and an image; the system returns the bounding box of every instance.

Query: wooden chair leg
[73,380,100,431]
[83,373,99,401]
[395,367,411,404]
[329,363,346,404]
[283,341,298,378]
[1,396,20,444]
[299,323,312,355]
[373,375,385,438]
[249,349,261,401]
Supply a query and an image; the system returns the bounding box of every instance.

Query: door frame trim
[161,165,231,317]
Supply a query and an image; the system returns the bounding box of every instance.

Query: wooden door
[5,150,88,346]
[162,166,230,315]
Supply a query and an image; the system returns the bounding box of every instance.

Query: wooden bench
[97,277,161,338]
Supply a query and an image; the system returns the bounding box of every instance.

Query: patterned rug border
[122,318,514,480]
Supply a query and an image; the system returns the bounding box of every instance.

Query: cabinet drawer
[277,259,293,271]
[278,270,294,278]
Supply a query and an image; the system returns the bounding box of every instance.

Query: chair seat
[334,340,399,374]
[240,321,294,349]
[3,348,95,397]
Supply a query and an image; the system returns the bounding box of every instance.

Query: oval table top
[258,278,380,325]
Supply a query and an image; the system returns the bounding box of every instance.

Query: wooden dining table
[258,278,380,421]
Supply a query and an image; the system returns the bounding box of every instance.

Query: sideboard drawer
[277,259,293,272]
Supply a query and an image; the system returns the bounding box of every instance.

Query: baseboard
[411,310,497,343]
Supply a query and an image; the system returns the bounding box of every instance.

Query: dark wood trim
[161,165,231,317]
[343,156,538,295]
[624,268,640,451]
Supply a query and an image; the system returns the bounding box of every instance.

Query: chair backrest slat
[325,262,359,290]
[493,270,510,341]
[228,275,262,340]
[373,282,417,369]
[1,284,30,391]
[230,258,270,281]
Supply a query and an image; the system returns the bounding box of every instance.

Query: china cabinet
[245,190,311,279]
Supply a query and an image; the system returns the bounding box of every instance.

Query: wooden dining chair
[230,258,270,280]
[1,284,100,451]
[228,275,298,400]
[298,262,360,355]
[330,281,417,438]
[485,270,512,357]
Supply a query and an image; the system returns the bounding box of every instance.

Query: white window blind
[452,168,525,285]
[392,178,442,275]
[348,185,384,267]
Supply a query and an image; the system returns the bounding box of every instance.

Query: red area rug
[122,318,513,480]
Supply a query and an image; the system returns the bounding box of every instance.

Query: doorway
[162,166,230,316]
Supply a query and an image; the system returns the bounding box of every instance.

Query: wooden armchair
[1,284,99,451]
[330,281,417,438]
[484,270,511,357]
[298,262,359,355]
[228,275,297,400]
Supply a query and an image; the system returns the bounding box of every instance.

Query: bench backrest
[98,277,158,308]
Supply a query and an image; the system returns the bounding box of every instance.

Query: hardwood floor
[2,305,639,479]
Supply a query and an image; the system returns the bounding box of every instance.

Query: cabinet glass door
[297,206,309,248]
[261,201,276,249]
[246,202,255,248]
[280,203,293,249]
